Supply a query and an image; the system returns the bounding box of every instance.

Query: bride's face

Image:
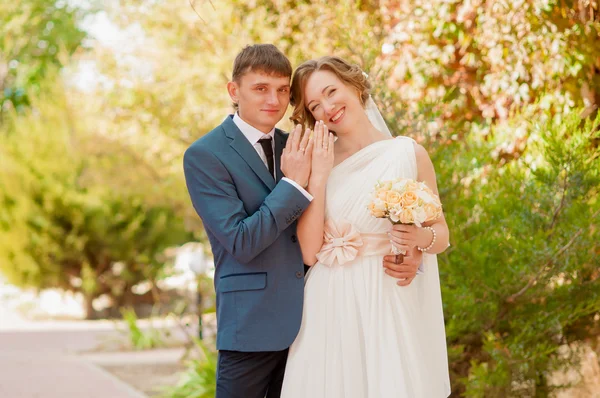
[303,70,363,133]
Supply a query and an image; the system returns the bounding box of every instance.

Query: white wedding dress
[281,137,451,398]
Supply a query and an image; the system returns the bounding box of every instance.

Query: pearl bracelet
[418,226,436,252]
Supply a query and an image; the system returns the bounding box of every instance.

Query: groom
[183,44,313,398]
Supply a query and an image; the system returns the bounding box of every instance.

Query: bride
[280,56,451,397]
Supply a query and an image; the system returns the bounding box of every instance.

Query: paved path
[0,299,193,398]
[0,310,150,398]
[0,351,147,398]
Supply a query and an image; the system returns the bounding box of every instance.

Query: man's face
[227,70,291,133]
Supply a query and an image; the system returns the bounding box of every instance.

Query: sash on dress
[315,219,391,266]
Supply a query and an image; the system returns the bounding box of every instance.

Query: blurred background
[1,0,599,397]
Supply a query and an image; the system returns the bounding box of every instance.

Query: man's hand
[382,246,423,286]
[281,124,313,187]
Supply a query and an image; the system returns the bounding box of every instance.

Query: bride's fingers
[389,234,413,247]
[314,121,322,151]
[390,242,411,253]
[322,122,329,149]
[389,229,417,241]
[299,126,310,153]
[305,135,314,156]
[328,132,335,155]
[319,121,326,149]
[392,224,416,233]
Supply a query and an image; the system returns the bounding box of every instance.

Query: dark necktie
[258,136,275,177]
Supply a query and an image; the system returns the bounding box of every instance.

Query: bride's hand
[388,224,433,251]
[309,120,335,186]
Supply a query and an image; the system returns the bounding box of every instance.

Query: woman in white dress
[280,56,451,398]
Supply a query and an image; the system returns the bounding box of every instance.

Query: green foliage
[120,307,166,350]
[0,0,88,115]
[379,0,600,134]
[161,338,217,398]
[0,78,195,318]
[90,0,383,154]
[435,108,600,396]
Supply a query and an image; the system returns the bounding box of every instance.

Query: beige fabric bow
[316,219,364,266]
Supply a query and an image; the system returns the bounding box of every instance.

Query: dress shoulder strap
[393,136,418,180]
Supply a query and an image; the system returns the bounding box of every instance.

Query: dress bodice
[324,136,418,234]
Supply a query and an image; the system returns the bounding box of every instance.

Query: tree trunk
[83,294,96,320]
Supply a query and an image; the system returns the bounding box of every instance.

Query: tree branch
[189,0,215,23]
[506,207,600,303]
[548,168,569,231]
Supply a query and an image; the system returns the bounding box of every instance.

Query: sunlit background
[1,1,599,396]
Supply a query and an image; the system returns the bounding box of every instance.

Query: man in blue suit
[183,44,314,398]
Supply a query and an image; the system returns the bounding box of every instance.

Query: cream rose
[400,191,419,208]
[399,208,414,224]
[386,190,402,205]
[404,181,419,192]
[423,203,439,221]
[369,200,387,218]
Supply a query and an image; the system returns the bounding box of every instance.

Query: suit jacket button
[291,235,298,242]
[295,271,303,279]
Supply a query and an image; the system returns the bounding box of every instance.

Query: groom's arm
[184,145,311,263]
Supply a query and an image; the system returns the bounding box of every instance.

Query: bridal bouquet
[368,178,442,256]
[368,178,442,226]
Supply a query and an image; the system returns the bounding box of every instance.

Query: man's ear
[227,81,239,105]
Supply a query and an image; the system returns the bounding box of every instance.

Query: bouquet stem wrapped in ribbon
[368,178,443,258]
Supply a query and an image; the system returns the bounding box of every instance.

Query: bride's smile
[329,107,345,124]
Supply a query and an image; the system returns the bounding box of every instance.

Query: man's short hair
[232,44,292,83]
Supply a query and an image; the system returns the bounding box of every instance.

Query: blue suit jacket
[183,116,310,352]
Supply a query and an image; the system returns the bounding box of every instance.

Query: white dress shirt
[232,113,313,201]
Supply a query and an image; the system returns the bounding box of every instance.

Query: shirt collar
[232,113,275,145]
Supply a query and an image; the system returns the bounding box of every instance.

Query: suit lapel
[274,129,288,183]
[222,117,276,191]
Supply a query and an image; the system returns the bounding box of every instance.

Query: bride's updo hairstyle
[290,56,371,129]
